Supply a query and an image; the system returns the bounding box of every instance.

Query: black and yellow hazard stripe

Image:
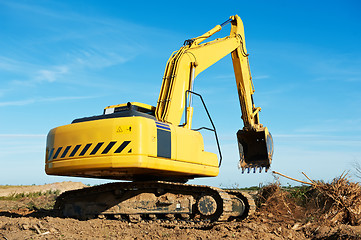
[48,140,131,161]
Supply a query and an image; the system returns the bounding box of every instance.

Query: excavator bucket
[237,127,273,173]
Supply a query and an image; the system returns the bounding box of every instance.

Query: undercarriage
[55,181,255,226]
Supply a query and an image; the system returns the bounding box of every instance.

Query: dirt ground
[1,182,361,240]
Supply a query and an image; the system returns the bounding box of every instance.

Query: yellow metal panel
[172,126,218,167]
[46,117,157,161]
[46,116,219,180]
[46,154,218,178]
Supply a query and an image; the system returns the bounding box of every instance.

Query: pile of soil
[1,179,361,239]
[0,181,87,197]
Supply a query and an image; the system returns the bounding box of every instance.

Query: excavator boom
[156,15,273,171]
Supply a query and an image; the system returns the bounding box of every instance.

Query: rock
[22,224,30,230]
[291,223,302,231]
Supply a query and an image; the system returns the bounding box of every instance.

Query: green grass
[282,185,313,206]
[238,186,262,191]
[0,185,26,189]
[0,183,38,189]
[0,190,60,201]
[221,182,262,191]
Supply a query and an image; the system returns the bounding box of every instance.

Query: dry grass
[265,172,361,226]
[310,172,361,225]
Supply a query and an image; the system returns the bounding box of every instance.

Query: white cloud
[0,134,46,138]
[0,1,66,20]
[0,99,35,107]
[266,42,361,83]
[274,133,361,148]
[0,56,67,85]
[294,118,361,134]
[214,74,234,79]
[0,95,97,107]
[253,75,270,80]
[0,56,23,72]
[72,49,130,69]
[213,74,270,80]
[36,66,69,82]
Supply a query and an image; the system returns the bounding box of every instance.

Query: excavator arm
[156,15,273,172]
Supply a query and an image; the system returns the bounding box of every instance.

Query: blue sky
[1,0,360,187]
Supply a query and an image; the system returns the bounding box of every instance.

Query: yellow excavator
[45,15,273,223]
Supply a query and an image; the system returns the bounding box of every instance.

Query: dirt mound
[0,181,87,197]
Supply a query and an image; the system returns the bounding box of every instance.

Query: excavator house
[45,15,273,223]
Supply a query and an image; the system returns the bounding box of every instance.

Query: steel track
[55,181,255,227]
